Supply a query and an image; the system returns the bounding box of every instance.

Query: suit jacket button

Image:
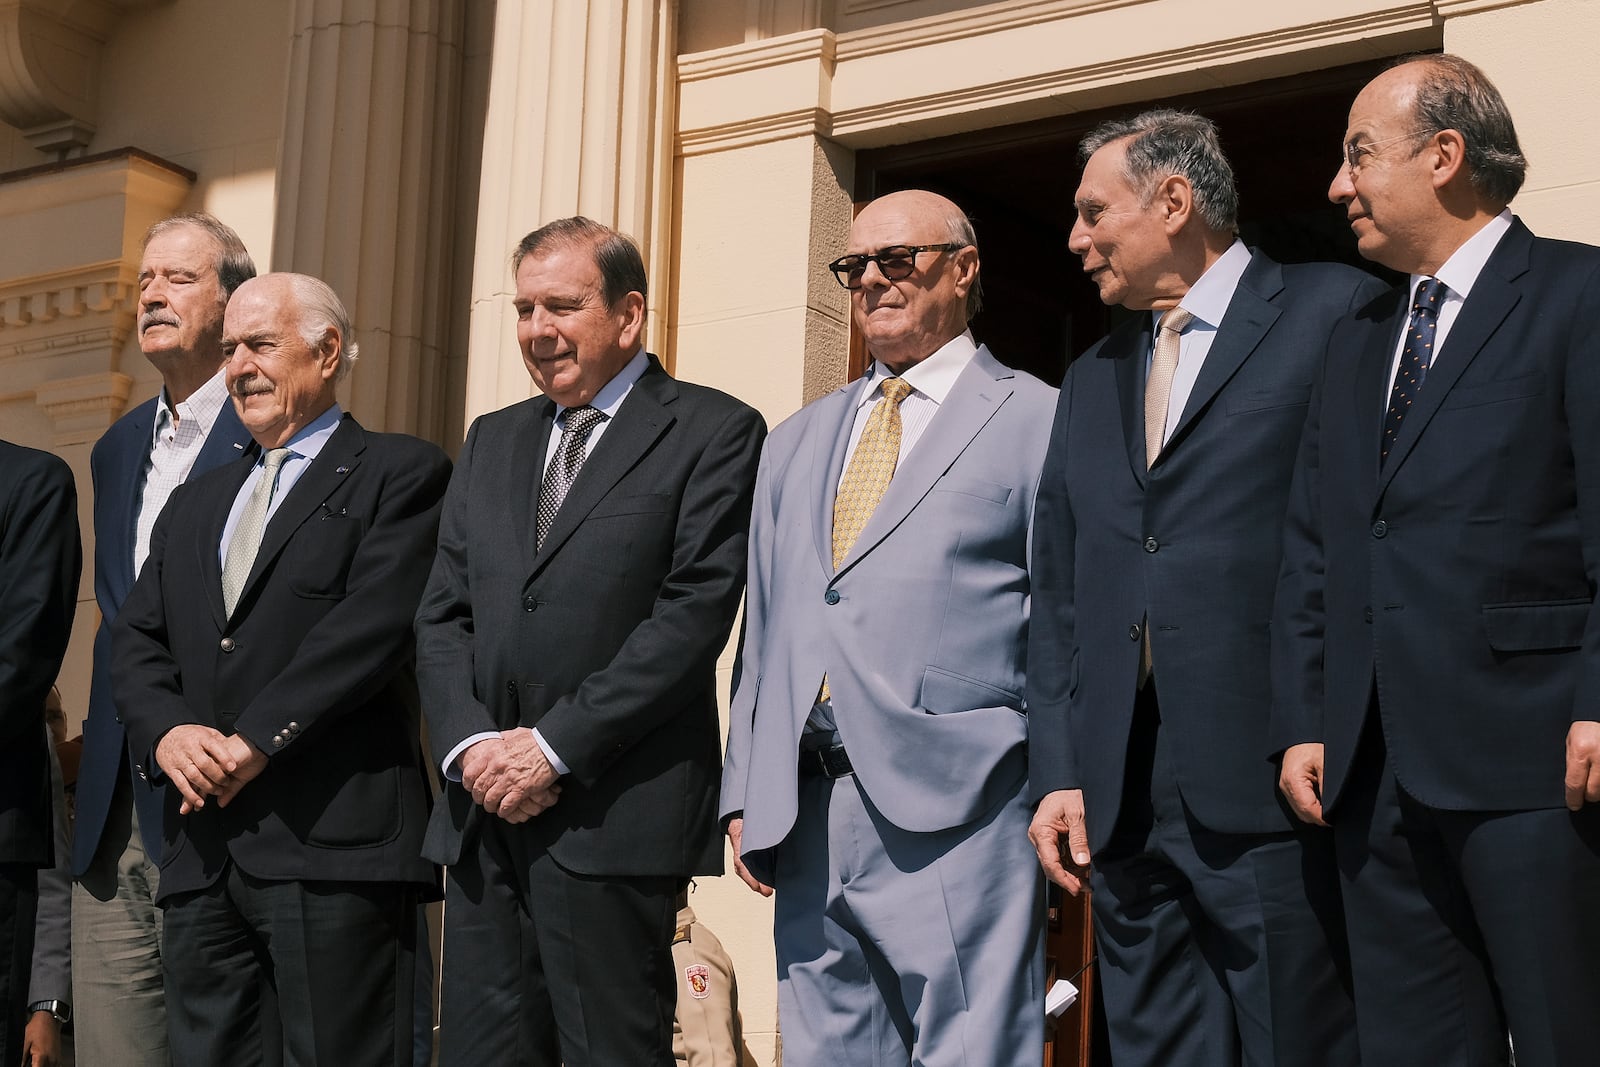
[272,735,285,749]
[506,681,518,696]
[523,596,537,612]
[288,721,300,733]
[824,589,840,605]
[219,637,236,652]
[1143,536,1159,553]
[1364,607,1374,623]
[1371,519,1388,538]
[1128,623,1142,641]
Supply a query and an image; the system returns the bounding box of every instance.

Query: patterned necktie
[817,377,913,710]
[1145,306,1192,468]
[832,377,913,567]
[221,447,291,617]
[537,405,606,548]
[1381,276,1448,465]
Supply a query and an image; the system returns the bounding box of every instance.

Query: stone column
[461,0,676,421]
[270,0,467,442]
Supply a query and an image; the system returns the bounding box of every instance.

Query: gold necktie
[820,377,912,704]
[1144,306,1192,468]
[1139,308,1190,687]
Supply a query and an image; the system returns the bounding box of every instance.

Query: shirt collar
[153,366,230,442]
[265,402,343,463]
[1150,239,1251,333]
[555,348,650,422]
[859,330,978,409]
[1419,209,1513,303]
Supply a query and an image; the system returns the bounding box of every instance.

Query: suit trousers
[1335,718,1600,1067]
[437,815,680,1067]
[1090,683,1358,1067]
[0,863,39,1067]
[772,771,1044,1067]
[72,765,169,1067]
[162,863,417,1067]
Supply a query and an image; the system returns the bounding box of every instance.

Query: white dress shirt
[1145,239,1252,450]
[134,369,233,576]
[840,329,978,483]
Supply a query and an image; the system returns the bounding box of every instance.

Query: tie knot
[1158,307,1193,336]
[879,378,912,405]
[562,406,606,436]
[261,447,291,473]
[1413,276,1448,315]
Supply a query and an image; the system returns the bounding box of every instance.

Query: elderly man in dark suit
[73,213,256,1067]
[1274,53,1600,1067]
[0,440,80,1066]
[114,273,450,1066]
[1027,110,1383,1066]
[415,216,764,1067]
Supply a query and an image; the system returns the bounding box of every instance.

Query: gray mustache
[232,375,271,398]
[141,311,179,332]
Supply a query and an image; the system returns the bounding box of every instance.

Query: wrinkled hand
[1028,789,1093,895]
[726,817,772,897]
[1565,721,1600,811]
[1279,742,1329,826]
[460,730,561,823]
[212,733,269,809]
[23,1011,62,1067]
[156,725,239,814]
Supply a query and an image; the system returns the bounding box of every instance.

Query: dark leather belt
[798,742,853,779]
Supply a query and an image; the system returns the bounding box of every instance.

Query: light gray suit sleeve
[721,439,778,822]
[29,733,71,1004]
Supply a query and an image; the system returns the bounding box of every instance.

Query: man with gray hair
[1027,110,1383,1065]
[114,273,450,1064]
[73,211,257,1066]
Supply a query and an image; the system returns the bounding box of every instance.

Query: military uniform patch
[684,963,711,1000]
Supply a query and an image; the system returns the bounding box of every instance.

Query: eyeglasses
[826,244,964,289]
[1341,131,1430,175]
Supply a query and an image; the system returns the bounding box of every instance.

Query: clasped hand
[155,724,268,814]
[460,728,562,823]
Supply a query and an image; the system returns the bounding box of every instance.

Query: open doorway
[853,58,1405,388]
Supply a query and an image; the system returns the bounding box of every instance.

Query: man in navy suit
[1027,110,1382,1066]
[72,213,255,1066]
[1274,54,1600,1066]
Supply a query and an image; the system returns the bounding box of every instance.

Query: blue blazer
[1028,250,1385,852]
[73,395,251,876]
[1272,219,1600,815]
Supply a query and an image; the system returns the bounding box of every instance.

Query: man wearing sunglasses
[1027,109,1384,1067]
[722,189,1056,1065]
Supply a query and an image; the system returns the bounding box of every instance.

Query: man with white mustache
[72,214,256,1067]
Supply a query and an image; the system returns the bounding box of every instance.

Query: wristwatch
[27,999,70,1024]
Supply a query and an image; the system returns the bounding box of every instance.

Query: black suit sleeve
[0,446,80,744]
[536,405,765,785]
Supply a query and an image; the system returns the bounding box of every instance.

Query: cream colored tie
[1144,307,1192,467]
[222,447,291,618]
[1139,308,1190,686]
[820,377,913,704]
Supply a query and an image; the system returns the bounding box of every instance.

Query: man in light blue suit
[722,189,1055,1066]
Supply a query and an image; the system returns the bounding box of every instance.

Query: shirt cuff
[441,732,500,782]
[532,727,570,777]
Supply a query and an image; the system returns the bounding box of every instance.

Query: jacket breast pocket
[1482,598,1588,652]
[920,665,1022,714]
[1441,373,1544,411]
[285,516,362,598]
[1226,384,1312,415]
[931,478,1013,506]
[589,492,673,519]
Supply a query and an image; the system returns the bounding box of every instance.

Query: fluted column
[271,0,466,442]
[461,0,676,421]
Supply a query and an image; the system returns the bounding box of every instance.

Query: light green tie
[221,448,290,617]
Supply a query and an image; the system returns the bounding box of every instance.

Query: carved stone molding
[0,0,172,154]
[32,370,134,445]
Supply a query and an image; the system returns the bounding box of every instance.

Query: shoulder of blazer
[91,396,159,476]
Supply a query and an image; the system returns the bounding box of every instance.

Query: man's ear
[950,245,981,301]
[1428,128,1469,191]
[616,291,646,349]
[318,327,343,380]
[1158,175,1195,237]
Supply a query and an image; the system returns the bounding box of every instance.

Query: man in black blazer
[1274,54,1600,1066]
[0,441,80,1067]
[114,273,450,1066]
[415,217,764,1067]
[73,213,256,1067]
[1028,110,1383,1066]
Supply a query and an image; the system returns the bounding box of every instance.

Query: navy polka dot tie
[1381,276,1448,466]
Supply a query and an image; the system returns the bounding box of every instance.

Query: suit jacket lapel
[233,416,366,621]
[834,347,1013,577]
[194,399,253,477]
[1165,252,1284,452]
[1109,321,1152,488]
[199,450,257,631]
[809,387,857,577]
[530,361,676,577]
[108,400,159,603]
[1377,221,1531,496]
